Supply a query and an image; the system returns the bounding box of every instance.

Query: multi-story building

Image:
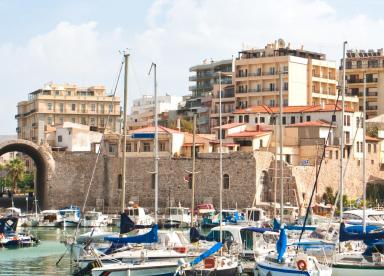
[127,94,182,130]
[233,104,364,159]
[344,48,384,118]
[210,84,236,128]
[187,59,233,133]
[234,39,358,110]
[16,83,121,143]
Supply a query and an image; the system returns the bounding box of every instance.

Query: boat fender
[296,259,307,271]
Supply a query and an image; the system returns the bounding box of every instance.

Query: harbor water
[0,227,115,275]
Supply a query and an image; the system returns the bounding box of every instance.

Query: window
[332,115,336,122]
[259,139,263,148]
[269,83,275,91]
[71,103,76,111]
[159,142,166,151]
[244,115,249,123]
[329,150,333,159]
[118,174,122,189]
[269,99,275,106]
[90,117,95,126]
[47,102,52,110]
[283,82,288,90]
[282,117,286,125]
[143,142,151,152]
[100,104,104,113]
[356,142,360,153]
[59,116,63,124]
[55,91,60,96]
[58,135,62,142]
[372,160,375,165]
[47,116,52,125]
[59,103,64,112]
[126,143,132,152]
[255,117,258,124]
[283,99,288,106]
[81,104,86,113]
[109,104,113,113]
[291,117,295,124]
[223,174,230,189]
[374,144,377,153]
[260,117,265,123]
[108,144,116,154]
[306,116,311,122]
[91,104,96,111]
[81,117,86,125]
[71,117,76,123]
[66,91,71,96]
[300,116,303,123]
[151,174,155,189]
[357,160,361,166]
[335,150,339,159]
[368,143,372,153]
[100,118,105,126]
[239,116,243,123]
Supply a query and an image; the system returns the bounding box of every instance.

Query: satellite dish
[278,38,285,48]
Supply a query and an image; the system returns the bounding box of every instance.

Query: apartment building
[186,59,233,133]
[233,104,364,159]
[234,39,358,110]
[127,94,182,130]
[16,83,121,143]
[210,84,236,128]
[344,48,384,118]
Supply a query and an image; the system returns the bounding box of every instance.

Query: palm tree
[5,158,25,194]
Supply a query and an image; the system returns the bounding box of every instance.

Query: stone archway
[0,139,55,209]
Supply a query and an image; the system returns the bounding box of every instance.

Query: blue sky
[1,0,384,134]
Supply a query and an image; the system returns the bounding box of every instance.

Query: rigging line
[130,56,147,96]
[297,94,342,245]
[74,57,125,238]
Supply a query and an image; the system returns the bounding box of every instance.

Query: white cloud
[2,0,384,134]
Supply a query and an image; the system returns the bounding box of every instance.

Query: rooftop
[128,126,180,134]
[213,122,245,130]
[287,120,335,128]
[234,104,355,114]
[227,131,271,138]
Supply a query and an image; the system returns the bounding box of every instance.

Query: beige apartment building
[344,48,384,118]
[234,39,358,110]
[16,83,121,143]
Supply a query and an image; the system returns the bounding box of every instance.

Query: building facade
[234,39,358,110]
[16,83,121,143]
[127,94,183,130]
[344,48,384,118]
[187,59,233,133]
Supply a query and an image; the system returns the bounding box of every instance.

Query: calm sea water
[0,227,116,276]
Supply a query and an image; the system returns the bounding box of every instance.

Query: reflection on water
[0,227,115,276]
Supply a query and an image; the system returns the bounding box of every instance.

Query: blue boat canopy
[104,224,158,244]
[190,242,223,267]
[276,228,287,263]
[339,222,384,245]
[243,227,275,233]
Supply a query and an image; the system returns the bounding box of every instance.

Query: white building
[45,122,103,152]
[233,104,364,158]
[127,95,183,130]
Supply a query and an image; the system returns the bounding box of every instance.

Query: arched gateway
[0,139,55,209]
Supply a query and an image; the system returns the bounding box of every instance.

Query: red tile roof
[227,131,271,138]
[234,104,355,114]
[213,122,245,130]
[287,120,335,128]
[366,135,380,142]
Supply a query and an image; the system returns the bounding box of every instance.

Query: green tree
[170,118,194,133]
[5,158,25,193]
[322,186,335,205]
[367,125,379,138]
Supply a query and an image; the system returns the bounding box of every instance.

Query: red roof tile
[287,120,335,128]
[227,131,271,138]
[366,135,380,142]
[213,122,245,130]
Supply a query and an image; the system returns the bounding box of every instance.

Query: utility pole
[191,113,197,226]
[340,41,347,223]
[121,52,129,214]
[279,71,284,224]
[363,72,367,233]
[219,71,223,244]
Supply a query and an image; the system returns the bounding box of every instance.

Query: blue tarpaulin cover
[276,228,287,263]
[104,224,158,244]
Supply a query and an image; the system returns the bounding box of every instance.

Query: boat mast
[191,113,197,226]
[149,62,159,224]
[219,71,223,244]
[279,71,284,225]
[121,52,129,214]
[340,41,347,223]
[363,72,367,233]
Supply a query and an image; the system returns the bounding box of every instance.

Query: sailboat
[331,44,384,276]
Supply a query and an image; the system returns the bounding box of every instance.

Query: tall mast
[340,41,347,222]
[149,63,159,224]
[279,71,284,225]
[121,53,129,213]
[191,113,197,226]
[363,72,367,233]
[219,71,223,244]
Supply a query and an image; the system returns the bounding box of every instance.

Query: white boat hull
[257,262,332,276]
[91,261,178,276]
[332,264,384,276]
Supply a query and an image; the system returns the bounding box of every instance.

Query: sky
[2,0,384,134]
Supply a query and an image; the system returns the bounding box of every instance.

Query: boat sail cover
[273,218,316,231]
[339,222,384,244]
[189,242,223,267]
[104,224,158,244]
[0,217,18,234]
[276,228,287,263]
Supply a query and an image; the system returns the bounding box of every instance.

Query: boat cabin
[244,207,266,222]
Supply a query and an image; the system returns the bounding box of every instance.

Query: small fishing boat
[37,210,62,227]
[80,211,108,227]
[0,217,39,248]
[58,205,81,227]
[160,205,191,228]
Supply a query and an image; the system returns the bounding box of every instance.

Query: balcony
[348,78,378,84]
[358,92,378,97]
[189,84,213,91]
[366,106,378,110]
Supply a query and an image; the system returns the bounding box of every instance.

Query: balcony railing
[358,92,378,97]
[189,84,213,91]
[348,78,378,84]
[366,106,378,110]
